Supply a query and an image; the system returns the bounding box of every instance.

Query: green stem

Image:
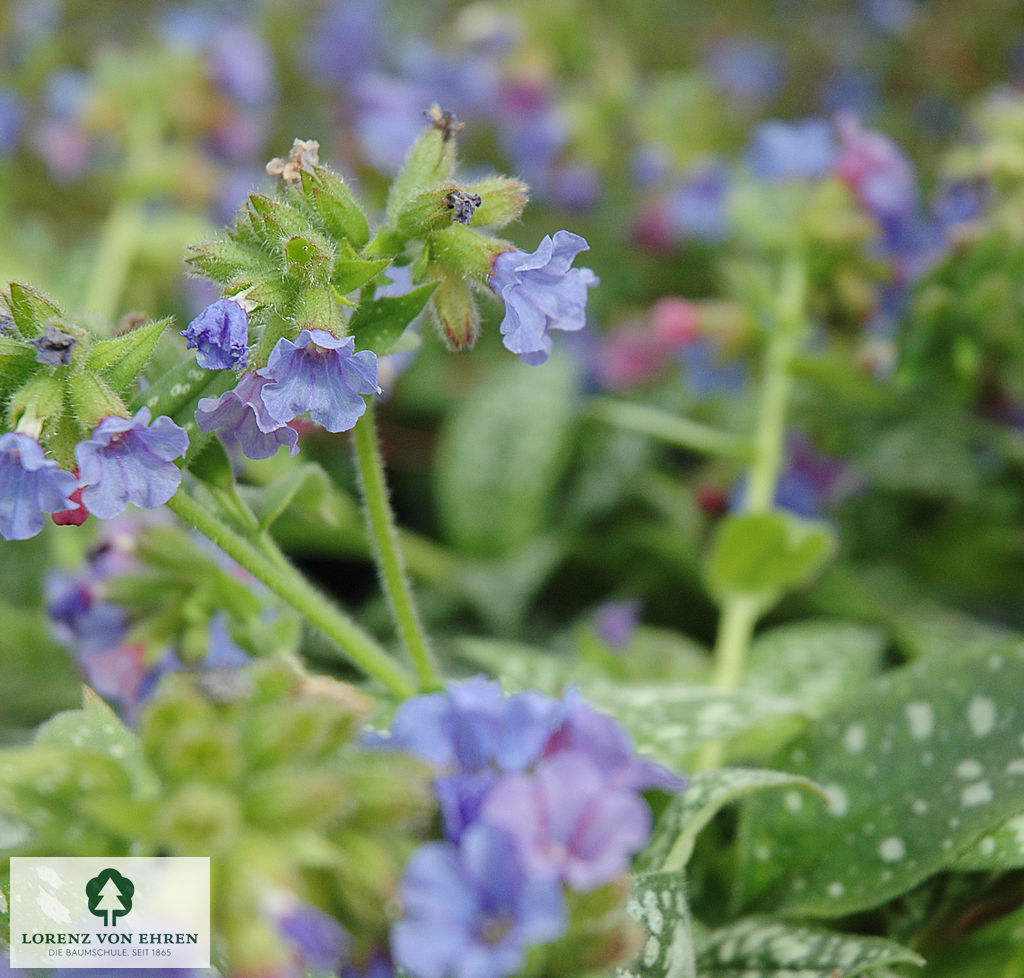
[590,398,753,460]
[352,403,442,691]
[700,254,807,768]
[82,198,146,322]
[166,488,418,699]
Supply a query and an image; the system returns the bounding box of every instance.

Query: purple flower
[208,22,276,108]
[593,600,642,650]
[75,408,188,520]
[258,330,381,432]
[181,298,250,370]
[705,39,785,105]
[835,112,917,222]
[195,372,300,460]
[544,688,686,794]
[392,823,566,978]
[378,677,563,774]
[45,571,128,654]
[481,751,651,892]
[0,432,78,541]
[747,119,836,181]
[278,902,350,973]
[665,162,732,242]
[0,89,24,155]
[490,231,598,366]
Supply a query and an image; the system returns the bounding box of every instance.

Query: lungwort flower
[392,822,566,978]
[490,230,598,365]
[258,329,382,432]
[181,298,250,370]
[0,432,79,541]
[75,407,189,519]
[195,371,299,460]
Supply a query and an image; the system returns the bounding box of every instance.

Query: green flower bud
[462,175,529,228]
[7,373,64,430]
[244,768,351,829]
[154,783,242,853]
[428,224,514,282]
[394,186,463,238]
[386,104,461,225]
[428,263,481,351]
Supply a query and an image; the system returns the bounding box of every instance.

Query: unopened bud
[428,264,480,351]
[386,104,460,225]
[462,175,529,228]
[428,224,514,283]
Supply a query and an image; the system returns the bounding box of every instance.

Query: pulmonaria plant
[373,677,686,978]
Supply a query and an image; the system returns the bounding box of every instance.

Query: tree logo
[85,868,134,926]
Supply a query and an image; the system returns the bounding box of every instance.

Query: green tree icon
[85,868,134,926]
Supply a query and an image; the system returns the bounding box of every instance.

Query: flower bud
[428,264,480,351]
[386,104,460,225]
[429,224,514,282]
[462,175,529,228]
[394,186,467,237]
[154,782,242,853]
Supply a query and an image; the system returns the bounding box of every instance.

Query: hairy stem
[166,488,418,699]
[352,403,441,691]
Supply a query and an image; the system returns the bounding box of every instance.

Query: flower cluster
[374,678,685,978]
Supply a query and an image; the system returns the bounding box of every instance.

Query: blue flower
[489,231,598,366]
[277,900,350,973]
[258,330,382,432]
[665,162,732,242]
[391,823,566,978]
[747,119,836,181]
[480,751,652,892]
[75,407,189,520]
[0,432,79,540]
[181,298,250,370]
[196,372,300,460]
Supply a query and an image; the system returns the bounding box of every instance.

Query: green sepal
[705,511,837,608]
[386,121,457,226]
[462,175,529,228]
[7,372,64,427]
[428,263,480,351]
[301,167,370,249]
[0,335,40,402]
[332,257,392,296]
[428,224,511,282]
[248,193,309,246]
[86,316,171,398]
[67,372,128,430]
[348,282,436,355]
[185,237,268,288]
[393,186,459,238]
[6,282,62,338]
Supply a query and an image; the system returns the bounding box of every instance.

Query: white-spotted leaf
[622,871,697,978]
[697,917,924,976]
[636,768,826,873]
[738,641,1024,916]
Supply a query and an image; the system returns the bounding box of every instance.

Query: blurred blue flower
[392,822,566,978]
[307,0,387,85]
[258,329,381,432]
[195,371,300,461]
[592,599,642,649]
[0,89,24,155]
[496,80,569,196]
[862,0,919,34]
[182,298,250,370]
[490,230,598,365]
[0,432,78,540]
[209,22,276,108]
[45,571,128,655]
[278,900,350,973]
[76,408,189,520]
[706,38,786,104]
[678,336,747,398]
[481,751,652,892]
[550,161,601,211]
[747,118,836,181]
[820,69,878,116]
[835,112,917,222]
[665,161,731,241]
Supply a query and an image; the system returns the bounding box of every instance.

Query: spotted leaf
[738,640,1024,916]
[620,871,697,978]
[697,917,923,976]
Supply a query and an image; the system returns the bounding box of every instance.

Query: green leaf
[186,236,267,285]
[435,353,578,558]
[35,691,158,795]
[131,356,235,422]
[303,167,370,249]
[738,640,1024,917]
[706,512,836,606]
[332,257,392,296]
[697,918,924,976]
[621,871,697,978]
[744,620,887,714]
[949,812,1024,870]
[86,317,171,397]
[251,463,331,531]
[637,768,825,873]
[347,282,436,354]
[6,282,61,337]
